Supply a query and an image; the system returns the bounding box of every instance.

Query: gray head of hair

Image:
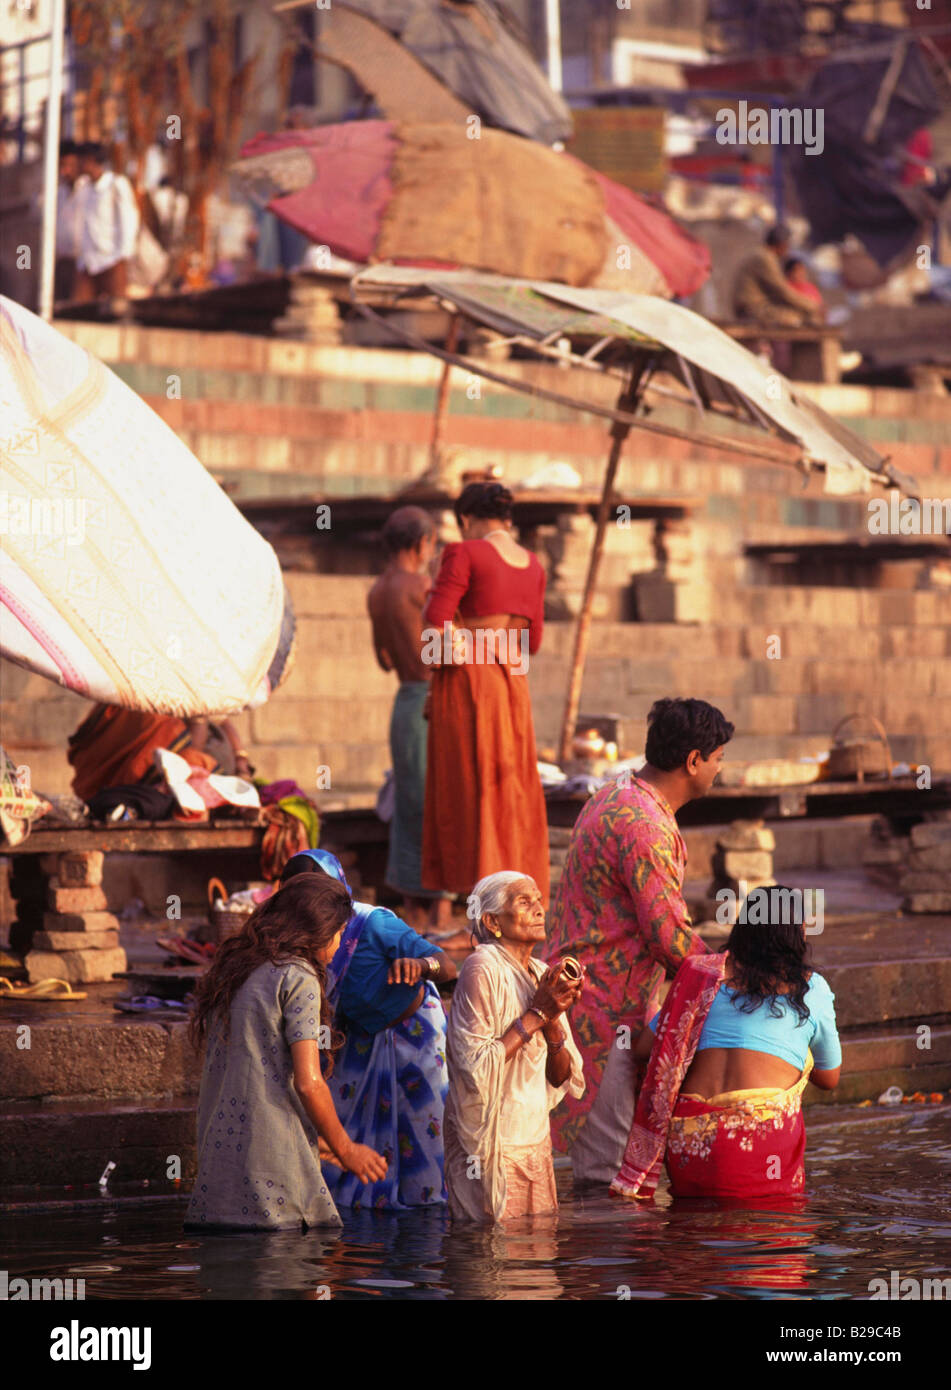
[466,871,534,944]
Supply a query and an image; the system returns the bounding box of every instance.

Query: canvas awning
[350,265,917,496]
[350,265,920,761]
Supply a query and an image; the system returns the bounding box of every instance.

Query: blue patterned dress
[285,849,449,1211]
[185,959,342,1231]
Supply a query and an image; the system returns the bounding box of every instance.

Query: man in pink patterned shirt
[547,697,734,1181]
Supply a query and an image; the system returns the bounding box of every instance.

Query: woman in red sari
[612,885,841,1201]
[421,482,549,903]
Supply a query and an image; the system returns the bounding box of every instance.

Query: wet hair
[454,480,513,525]
[644,697,734,771]
[189,874,352,1068]
[381,505,436,558]
[765,224,790,248]
[725,885,812,1023]
[467,870,535,944]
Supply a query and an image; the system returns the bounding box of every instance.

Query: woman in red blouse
[421,482,550,904]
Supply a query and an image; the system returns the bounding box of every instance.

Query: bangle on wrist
[423,956,440,979]
[527,1006,550,1025]
[512,1016,533,1045]
[547,1036,566,1053]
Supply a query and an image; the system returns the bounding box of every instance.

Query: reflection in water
[1,1108,948,1300]
[187,1227,342,1300]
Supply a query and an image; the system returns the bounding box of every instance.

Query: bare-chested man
[367,506,452,934]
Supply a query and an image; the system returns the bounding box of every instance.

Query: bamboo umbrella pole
[558,368,645,764]
[429,314,462,470]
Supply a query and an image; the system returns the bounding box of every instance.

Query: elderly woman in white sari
[445,871,585,1223]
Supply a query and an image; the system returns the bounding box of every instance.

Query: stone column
[24,851,127,984]
[708,820,776,913]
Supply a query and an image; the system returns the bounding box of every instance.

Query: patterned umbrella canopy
[0,296,295,716]
[233,121,711,300]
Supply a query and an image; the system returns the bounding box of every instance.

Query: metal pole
[544,0,563,94]
[39,0,67,322]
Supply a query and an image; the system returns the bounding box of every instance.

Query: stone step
[806,1021,951,1106]
[0,1000,200,1104]
[0,1095,197,1189]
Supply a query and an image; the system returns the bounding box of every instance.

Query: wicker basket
[207,877,255,942]
[826,714,892,782]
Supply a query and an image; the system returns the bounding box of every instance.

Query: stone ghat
[5,572,950,807]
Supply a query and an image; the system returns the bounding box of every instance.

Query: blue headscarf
[283,848,375,1003]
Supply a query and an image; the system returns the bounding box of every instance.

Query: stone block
[43,910,121,933]
[54,851,105,887]
[907,843,951,872]
[716,820,776,852]
[25,946,127,984]
[898,871,951,893]
[34,929,120,951]
[47,884,108,913]
[715,849,774,880]
[910,821,951,849]
[904,892,951,913]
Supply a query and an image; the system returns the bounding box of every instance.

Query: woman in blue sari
[280,848,457,1210]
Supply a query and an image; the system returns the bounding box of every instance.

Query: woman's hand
[388,957,426,986]
[530,962,582,1019]
[340,1141,388,1185]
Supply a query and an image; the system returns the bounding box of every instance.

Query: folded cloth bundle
[155,748,261,817]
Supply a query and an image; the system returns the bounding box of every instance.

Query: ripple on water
[0,1108,948,1299]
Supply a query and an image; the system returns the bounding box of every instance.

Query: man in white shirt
[55,139,88,302]
[74,142,140,303]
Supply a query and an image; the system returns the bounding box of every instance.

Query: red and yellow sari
[422,652,549,905]
[612,952,812,1201]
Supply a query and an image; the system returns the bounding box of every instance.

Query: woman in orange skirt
[421,482,550,904]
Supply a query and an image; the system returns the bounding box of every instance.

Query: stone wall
[2,323,949,808]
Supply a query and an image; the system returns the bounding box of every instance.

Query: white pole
[544,0,563,94]
[39,0,66,322]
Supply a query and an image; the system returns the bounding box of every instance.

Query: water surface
[2,1106,948,1300]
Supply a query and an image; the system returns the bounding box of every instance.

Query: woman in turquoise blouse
[615,885,841,1201]
[280,849,457,1209]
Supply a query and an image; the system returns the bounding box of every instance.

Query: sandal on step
[0,977,88,1002]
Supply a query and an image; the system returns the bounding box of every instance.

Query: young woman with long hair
[185,874,387,1231]
[612,885,841,1201]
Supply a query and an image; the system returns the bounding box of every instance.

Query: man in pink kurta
[547,697,734,1180]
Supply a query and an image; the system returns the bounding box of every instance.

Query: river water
[2,1105,949,1301]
